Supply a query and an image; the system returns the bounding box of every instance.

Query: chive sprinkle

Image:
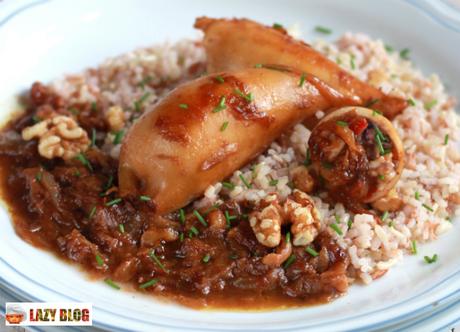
[215,75,225,83]
[422,203,434,212]
[149,250,169,273]
[400,48,410,60]
[372,109,382,116]
[139,278,158,289]
[95,254,104,266]
[35,171,42,182]
[113,130,124,145]
[389,221,395,228]
[330,223,343,236]
[415,191,420,200]
[202,254,211,263]
[234,88,253,102]
[222,181,235,190]
[411,240,417,254]
[104,278,120,290]
[378,174,385,180]
[407,98,416,106]
[315,26,332,34]
[305,246,319,257]
[179,232,184,242]
[189,226,199,237]
[366,99,380,107]
[381,211,389,222]
[336,120,348,127]
[134,92,151,112]
[138,75,153,89]
[119,224,125,233]
[91,102,97,112]
[193,210,208,227]
[304,148,311,166]
[212,96,226,113]
[91,128,97,147]
[444,134,449,145]
[254,63,263,68]
[88,206,97,219]
[375,133,385,155]
[298,73,306,87]
[269,179,279,186]
[285,232,291,243]
[179,208,186,224]
[424,254,438,264]
[335,214,341,223]
[220,121,229,132]
[224,210,236,228]
[32,115,42,123]
[424,99,437,110]
[239,174,252,188]
[350,54,356,70]
[139,195,151,201]
[374,124,387,141]
[283,254,296,269]
[75,153,93,172]
[179,103,188,109]
[384,44,394,53]
[273,23,284,30]
[229,253,238,260]
[105,198,122,207]
[347,218,353,230]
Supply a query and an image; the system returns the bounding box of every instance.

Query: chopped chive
[415,191,420,200]
[444,134,449,145]
[384,44,394,53]
[215,75,225,83]
[372,109,382,116]
[298,73,306,87]
[422,203,434,212]
[139,278,158,289]
[138,75,153,89]
[105,198,122,207]
[315,25,332,34]
[366,99,380,107]
[179,232,184,242]
[179,208,186,224]
[254,63,263,68]
[411,240,417,254]
[222,181,235,190]
[118,224,125,233]
[273,23,284,30]
[193,210,208,227]
[375,133,385,155]
[239,174,252,188]
[32,115,42,123]
[149,250,169,273]
[179,103,188,109]
[378,174,385,180]
[139,195,151,202]
[305,246,319,257]
[336,120,348,127]
[74,169,81,177]
[381,211,389,222]
[102,175,114,192]
[88,206,97,219]
[234,88,253,102]
[336,57,342,65]
[113,130,124,145]
[202,254,211,263]
[399,48,410,60]
[424,99,437,110]
[220,121,229,132]
[224,210,236,228]
[335,214,341,223]
[229,253,238,260]
[304,148,311,166]
[134,92,151,112]
[347,218,353,230]
[35,171,42,182]
[424,254,438,264]
[104,278,120,290]
[374,124,387,141]
[407,98,416,106]
[75,153,93,172]
[95,254,104,266]
[283,254,296,269]
[91,128,97,147]
[389,221,395,228]
[69,108,79,116]
[330,223,343,236]
[212,96,226,113]
[91,102,98,112]
[269,179,279,186]
[189,226,199,237]
[285,232,291,243]
[350,54,356,70]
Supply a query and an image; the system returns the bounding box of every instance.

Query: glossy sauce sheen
[119,67,358,215]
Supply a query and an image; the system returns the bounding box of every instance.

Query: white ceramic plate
[0,0,459,331]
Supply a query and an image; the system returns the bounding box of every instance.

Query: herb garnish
[119,224,125,233]
[215,75,225,83]
[422,203,434,212]
[139,278,158,289]
[138,75,153,89]
[381,211,389,222]
[76,153,93,172]
[305,246,319,257]
[298,72,307,87]
[424,254,438,264]
[234,88,253,102]
[239,174,252,188]
[91,128,97,147]
[384,44,394,53]
[35,171,42,182]
[189,226,199,237]
[134,92,151,112]
[424,99,437,110]
[407,98,416,106]
[330,223,343,236]
[213,96,226,113]
[444,134,449,145]
[283,254,296,269]
[273,23,284,30]
[113,130,124,145]
[411,240,417,254]
[193,210,208,227]
[95,254,104,266]
[269,179,279,186]
[304,148,311,166]
[375,133,385,155]
[350,54,356,70]
[202,254,211,263]
[220,121,229,132]
[179,103,188,109]
[149,250,169,273]
[315,26,332,34]
[88,206,97,219]
[222,181,235,190]
[105,198,122,207]
[415,191,420,200]
[139,195,151,201]
[179,208,186,224]
[336,120,348,127]
[399,48,410,60]
[104,278,120,290]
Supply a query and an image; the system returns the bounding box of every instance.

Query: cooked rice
[49,33,459,284]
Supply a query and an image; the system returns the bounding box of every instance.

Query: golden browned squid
[119,68,356,215]
[195,17,407,120]
[308,107,404,205]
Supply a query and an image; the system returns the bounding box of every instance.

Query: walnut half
[22,115,90,160]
